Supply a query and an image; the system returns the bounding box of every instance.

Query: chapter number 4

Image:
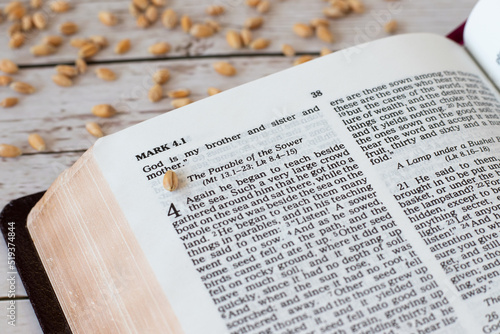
[168,203,181,218]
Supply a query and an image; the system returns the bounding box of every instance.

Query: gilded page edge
[26,147,184,334]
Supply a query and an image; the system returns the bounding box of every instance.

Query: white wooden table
[0,0,478,332]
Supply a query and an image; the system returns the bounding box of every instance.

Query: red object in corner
[447,22,467,45]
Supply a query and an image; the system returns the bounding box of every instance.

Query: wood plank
[0,299,43,333]
[0,151,82,213]
[0,0,477,66]
[0,237,28,297]
[0,56,292,154]
[0,153,82,297]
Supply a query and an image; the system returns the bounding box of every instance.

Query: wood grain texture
[0,299,43,333]
[0,153,82,297]
[0,56,292,156]
[0,0,476,66]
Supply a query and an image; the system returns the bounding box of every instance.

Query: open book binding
[3,0,500,333]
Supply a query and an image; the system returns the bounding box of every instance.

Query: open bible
[9,0,500,332]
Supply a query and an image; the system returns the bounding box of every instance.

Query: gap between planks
[16,51,322,69]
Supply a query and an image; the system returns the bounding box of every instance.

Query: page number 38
[310,90,322,98]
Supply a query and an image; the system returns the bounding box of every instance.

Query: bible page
[464,0,500,90]
[93,33,500,334]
